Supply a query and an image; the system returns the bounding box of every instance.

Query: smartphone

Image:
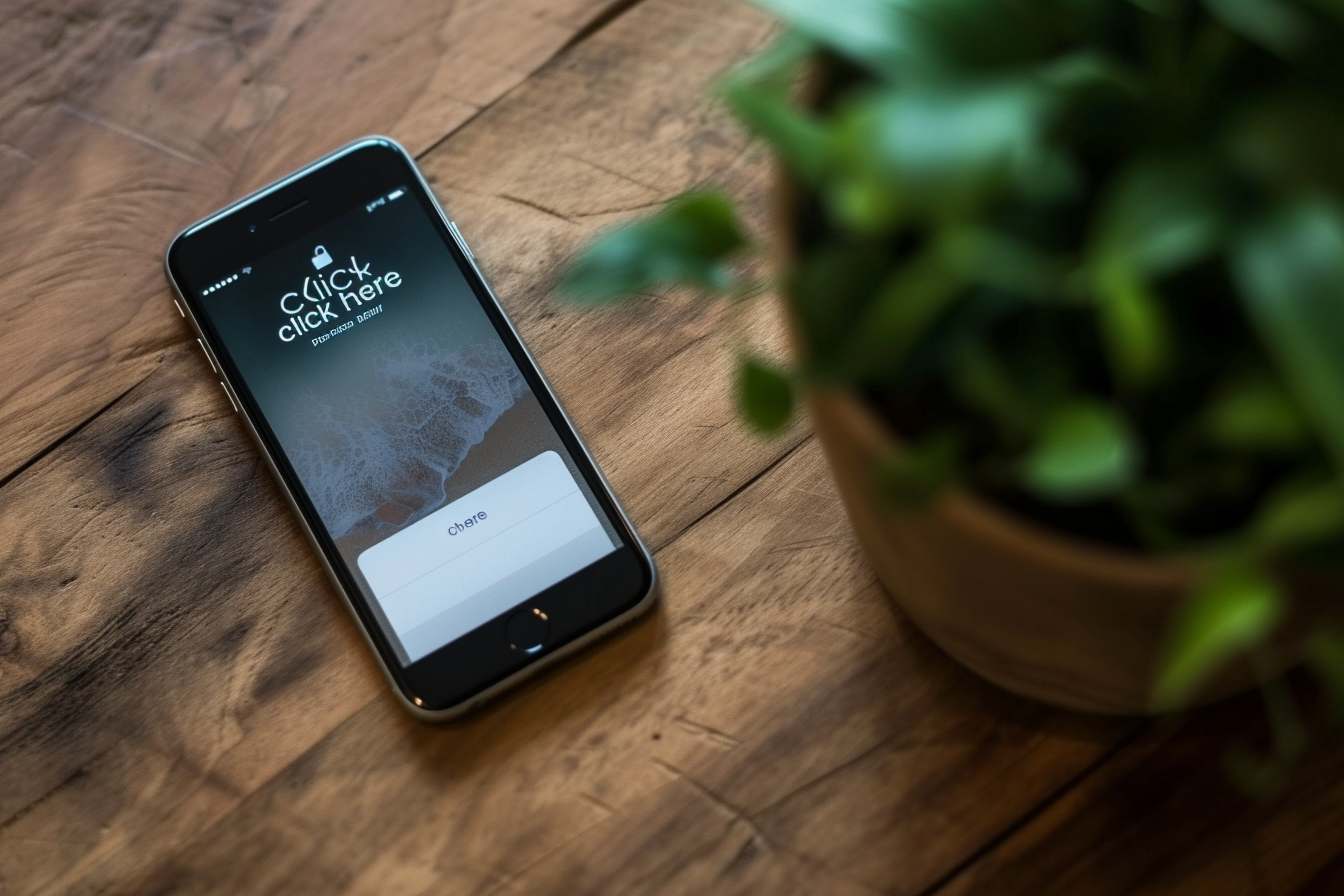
[165,137,656,719]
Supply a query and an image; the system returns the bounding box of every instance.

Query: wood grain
[97,441,1126,896]
[934,694,1344,896]
[5,0,1344,892]
[0,0,638,485]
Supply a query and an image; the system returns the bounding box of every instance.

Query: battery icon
[387,188,404,201]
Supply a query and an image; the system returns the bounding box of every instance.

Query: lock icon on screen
[312,245,333,270]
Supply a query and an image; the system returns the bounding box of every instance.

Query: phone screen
[191,183,622,666]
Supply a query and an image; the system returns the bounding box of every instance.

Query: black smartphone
[165,137,657,719]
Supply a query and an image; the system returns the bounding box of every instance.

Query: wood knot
[0,607,19,657]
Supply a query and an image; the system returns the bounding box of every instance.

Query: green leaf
[738,356,794,433]
[722,64,830,185]
[948,343,1036,439]
[1250,478,1344,550]
[873,430,961,510]
[1038,49,1139,96]
[1203,0,1310,55]
[1128,0,1180,16]
[834,244,961,380]
[558,192,748,304]
[1203,375,1309,452]
[939,227,1066,297]
[752,0,1044,80]
[1090,156,1223,278]
[787,244,894,368]
[827,163,903,234]
[1022,401,1139,502]
[830,80,1053,223]
[1152,564,1284,710]
[1232,201,1344,478]
[725,28,813,90]
[751,0,920,80]
[1093,262,1170,390]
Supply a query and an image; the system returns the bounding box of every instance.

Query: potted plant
[558,0,1344,735]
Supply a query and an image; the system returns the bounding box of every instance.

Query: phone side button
[506,607,549,655]
[198,339,218,374]
[219,381,239,414]
[173,299,186,318]
[449,220,474,260]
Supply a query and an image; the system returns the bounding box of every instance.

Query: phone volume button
[197,339,218,374]
[449,220,474,259]
[219,381,239,413]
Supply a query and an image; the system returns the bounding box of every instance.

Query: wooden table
[3,1,1344,892]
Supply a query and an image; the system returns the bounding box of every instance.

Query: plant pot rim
[810,387,1197,592]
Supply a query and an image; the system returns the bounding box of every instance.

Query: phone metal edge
[163,135,659,722]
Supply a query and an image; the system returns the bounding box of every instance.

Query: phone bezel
[165,137,657,719]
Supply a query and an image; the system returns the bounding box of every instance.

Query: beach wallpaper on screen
[198,194,566,567]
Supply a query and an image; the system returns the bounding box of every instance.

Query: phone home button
[506,607,550,655]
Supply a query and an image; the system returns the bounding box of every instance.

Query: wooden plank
[0,0,638,484]
[105,441,1129,896]
[0,349,380,895]
[0,0,795,891]
[931,693,1344,896]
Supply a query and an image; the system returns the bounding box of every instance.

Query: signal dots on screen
[203,272,240,296]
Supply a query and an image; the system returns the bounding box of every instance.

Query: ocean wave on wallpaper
[289,339,526,539]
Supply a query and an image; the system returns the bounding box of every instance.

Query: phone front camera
[249,224,258,233]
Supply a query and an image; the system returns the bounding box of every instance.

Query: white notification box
[358,451,607,636]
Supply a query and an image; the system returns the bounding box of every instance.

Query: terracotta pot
[808,389,1335,715]
[772,135,1342,713]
